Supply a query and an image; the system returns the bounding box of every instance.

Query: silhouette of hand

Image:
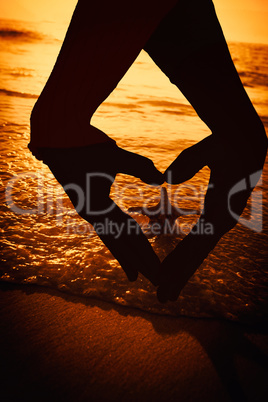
[41,144,164,286]
[113,146,164,186]
[157,133,267,302]
[98,145,164,285]
[91,145,165,285]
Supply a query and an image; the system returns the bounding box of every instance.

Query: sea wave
[0,88,38,99]
[103,100,195,116]
[0,21,60,44]
[239,71,268,88]
[139,100,195,116]
[0,31,268,325]
[0,28,44,42]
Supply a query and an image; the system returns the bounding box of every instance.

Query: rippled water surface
[0,19,268,323]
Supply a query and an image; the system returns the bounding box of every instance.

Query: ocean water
[0,19,268,323]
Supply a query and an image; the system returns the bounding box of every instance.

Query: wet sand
[0,282,267,402]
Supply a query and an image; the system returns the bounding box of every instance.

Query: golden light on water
[0,0,268,321]
[1,0,268,44]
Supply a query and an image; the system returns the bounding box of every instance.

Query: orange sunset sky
[1,0,268,44]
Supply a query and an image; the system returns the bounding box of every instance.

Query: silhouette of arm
[151,41,267,302]
[42,144,164,286]
[157,133,267,302]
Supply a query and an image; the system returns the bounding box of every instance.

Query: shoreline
[0,282,267,401]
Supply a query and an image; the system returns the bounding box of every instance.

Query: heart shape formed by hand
[128,186,199,229]
[122,132,267,302]
[43,133,267,303]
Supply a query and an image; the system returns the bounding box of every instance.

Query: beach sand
[0,282,267,402]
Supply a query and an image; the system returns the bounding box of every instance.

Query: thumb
[164,134,214,184]
[115,147,164,185]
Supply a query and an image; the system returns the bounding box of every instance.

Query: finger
[115,146,164,185]
[164,134,215,184]
[157,286,169,303]
[157,168,243,303]
[157,283,180,303]
[157,215,222,303]
[95,199,161,286]
[97,232,140,282]
[121,261,139,282]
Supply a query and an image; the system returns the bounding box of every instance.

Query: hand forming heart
[42,132,267,304]
[157,133,267,302]
[116,133,267,303]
